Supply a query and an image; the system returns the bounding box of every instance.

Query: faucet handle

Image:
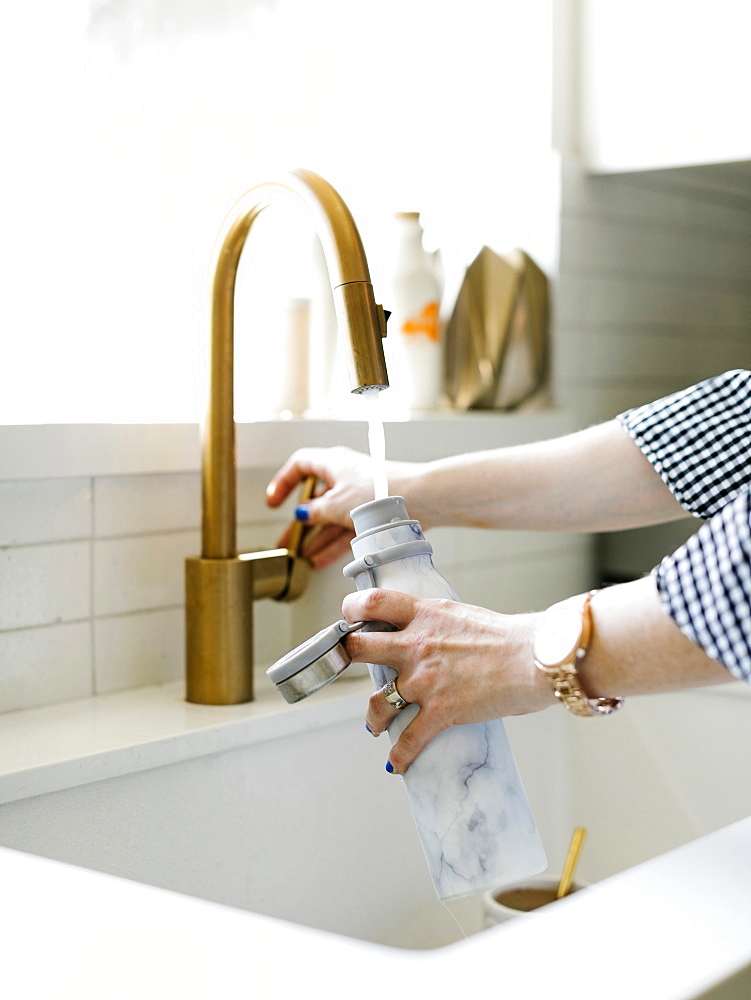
[378,304,390,338]
[285,475,318,560]
[277,475,318,602]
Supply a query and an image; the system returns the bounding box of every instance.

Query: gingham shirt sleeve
[617,370,751,682]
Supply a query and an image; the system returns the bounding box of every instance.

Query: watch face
[533,603,584,668]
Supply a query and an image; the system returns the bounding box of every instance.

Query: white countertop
[1,674,746,808]
[0,675,371,805]
[2,817,750,999]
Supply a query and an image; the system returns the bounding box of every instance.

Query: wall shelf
[0,410,573,482]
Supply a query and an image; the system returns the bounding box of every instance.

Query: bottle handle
[342,539,433,581]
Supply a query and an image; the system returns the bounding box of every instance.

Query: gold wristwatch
[533,590,624,717]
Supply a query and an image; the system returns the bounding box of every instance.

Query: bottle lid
[266,620,365,702]
[266,620,357,686]
[350,496,411,535]
[266,618,397,703]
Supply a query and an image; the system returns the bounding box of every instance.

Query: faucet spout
[185,170,389,705]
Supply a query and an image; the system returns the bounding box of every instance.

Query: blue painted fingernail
[385,761,394,773]
[365,723,373,734]
[295,504,309,522]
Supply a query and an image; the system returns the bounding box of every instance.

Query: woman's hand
[266,447,420,568]
[342,578,736,775]
[341,588,554,774]
[265,447,372,567]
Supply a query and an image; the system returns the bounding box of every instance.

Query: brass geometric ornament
[443,245,549,410]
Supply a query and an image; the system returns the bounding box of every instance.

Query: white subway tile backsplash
[91,466,286,541]
[556,272,751,330]
[93,530,199,617]
[247,555,354,674]
[672,197,751,239]
[95,473,200,537]
[553,379,677,426]
[558,159,751,595]
[237,523,286,553]
[0,479,91,546]
[94,608,185,694]
[439,527,587,569]
[238,467,290,525]
[0,621,92,713]
[599,519,699,581]
[0,542,91,630]
[253,601,294,674]
[424,527,457,569]
[286,557,353,648]
[431,527,584,575]
[555,328,751,387]
[454,545,595,614]
[560,215,751,283]
[560,163,688,223]
[560,160,751,236]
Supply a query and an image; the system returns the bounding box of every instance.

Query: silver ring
[382,679,409,710]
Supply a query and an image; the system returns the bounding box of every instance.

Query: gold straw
[556,826,587,899]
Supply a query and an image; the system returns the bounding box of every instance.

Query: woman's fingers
[365,686,402,735]
[266,446,374,530]
[270,503,353,569]
[300,524,354,569]
[265,449,327,509]
[387,712,444,775]
[365,688,446,777]
[342,588,422,636]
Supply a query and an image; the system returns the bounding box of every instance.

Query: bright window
[1,0,555,424]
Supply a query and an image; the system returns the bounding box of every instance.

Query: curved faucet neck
[201,169,388,559]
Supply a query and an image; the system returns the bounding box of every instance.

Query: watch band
[535,590,624,718]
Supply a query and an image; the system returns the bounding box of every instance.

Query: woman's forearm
[266,420,692,567]
[570,576,733,700]
[397,420,691,533]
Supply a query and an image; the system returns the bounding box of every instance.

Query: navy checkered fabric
[618,370,751,683]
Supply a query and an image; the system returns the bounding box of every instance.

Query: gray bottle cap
[266,620,360,686]
[267,618,398,703]
[350,496,411,535]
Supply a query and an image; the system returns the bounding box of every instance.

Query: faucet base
[185,555,255,704]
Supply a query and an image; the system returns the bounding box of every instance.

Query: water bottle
[342,496,547,901]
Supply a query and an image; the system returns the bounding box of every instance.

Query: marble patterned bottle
[343,496,547,901]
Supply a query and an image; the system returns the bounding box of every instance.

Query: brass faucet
[185,169,389,705]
